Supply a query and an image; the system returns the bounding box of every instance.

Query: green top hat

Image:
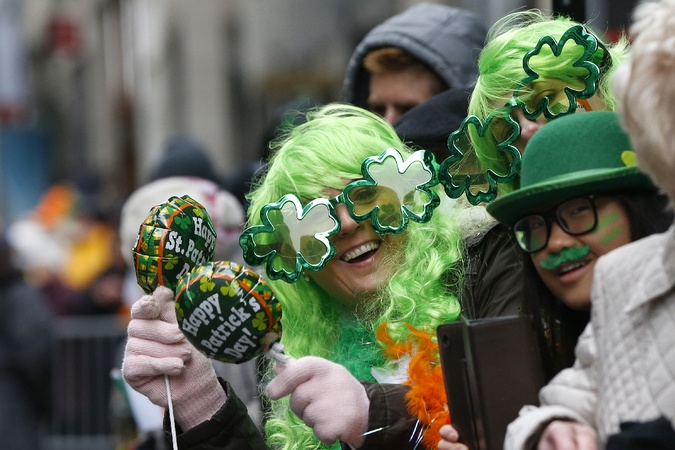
[487,111,656,226]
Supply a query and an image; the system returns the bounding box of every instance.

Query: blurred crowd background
[0,0,635,225]
[0,0,639,449]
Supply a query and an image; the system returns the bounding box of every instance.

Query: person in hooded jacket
[341,2,486,125]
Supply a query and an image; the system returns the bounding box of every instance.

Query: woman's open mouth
[557,259,591,283]
[342,241,381,263]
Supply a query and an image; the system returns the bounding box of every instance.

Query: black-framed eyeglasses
[512,196,598,253]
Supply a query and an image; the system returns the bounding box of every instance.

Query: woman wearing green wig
[441,10,629,203]
[121,103,487,450]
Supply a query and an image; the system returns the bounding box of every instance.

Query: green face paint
[600,227,624,244]
[594,211,623,244]
[539,245,591,270]
[530,234,545,251]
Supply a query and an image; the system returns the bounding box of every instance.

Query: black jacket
[0,262,53,450]
[461,220,525,319]
[166,380,418,450]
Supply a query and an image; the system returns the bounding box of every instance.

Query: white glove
[267,356,369,448]
[121,286,227,430]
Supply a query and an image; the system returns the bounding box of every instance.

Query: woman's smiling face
[306,188,407,311]
[531,197,632,310]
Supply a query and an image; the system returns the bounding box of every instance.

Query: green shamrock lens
[343,148,439,234]
[513,25,604,121]
[240,195,339,283]
[444,126,490,197]
[348,185,403,228]
[439,112,521,204]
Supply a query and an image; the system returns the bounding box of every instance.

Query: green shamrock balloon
[175,260,283,364]
[133,195,217,293]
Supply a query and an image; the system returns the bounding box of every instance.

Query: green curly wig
[245,103,464,450]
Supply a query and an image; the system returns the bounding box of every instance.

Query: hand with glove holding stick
[122,193,227,449]
[122,286,227,432]
[122,193,283,447]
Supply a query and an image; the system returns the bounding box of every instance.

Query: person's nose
[516,113,545,144]
[545,221,577,254]
[335,203,360,236]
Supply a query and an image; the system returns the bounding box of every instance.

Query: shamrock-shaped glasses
[439,25,611,205]
[239,148,439,283]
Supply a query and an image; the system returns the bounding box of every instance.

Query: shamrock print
[252,312,269,331]
[220,279,240,297]
[175,301,185,322]
[199,274,216,293]
[173,213,192,231]
[163,253,179,270]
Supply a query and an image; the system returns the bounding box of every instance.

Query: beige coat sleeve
[503,324,598,450]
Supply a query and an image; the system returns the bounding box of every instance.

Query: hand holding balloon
[125,194,290,449]
[121,286,228,430]
[126,194,282,445]
[132,194,286,364]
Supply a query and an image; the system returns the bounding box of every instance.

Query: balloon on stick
[132,195,287,364]
[133,194,217,293]
[175,260,285,364]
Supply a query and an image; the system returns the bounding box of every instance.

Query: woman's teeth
[342,241,380,262]
[558,261,586,275]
